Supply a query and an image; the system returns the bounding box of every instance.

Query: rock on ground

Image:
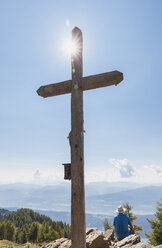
[41,230,162,248]
[114,234,143,248]
[41,238,71,248]
[59,239,71,248]
[104,229,114,245]
[86,228,109,248]
[41,228,110,248]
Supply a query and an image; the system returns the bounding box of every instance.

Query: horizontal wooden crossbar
[37,70,123,98]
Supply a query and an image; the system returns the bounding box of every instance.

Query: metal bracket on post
[62,163,71,180]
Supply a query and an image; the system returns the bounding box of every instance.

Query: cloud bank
[109,158,135,178]
[0,158,161,185]
[33,169,41,179]
[145,165,162,176]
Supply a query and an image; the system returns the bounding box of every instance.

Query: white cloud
[0,157,161,186]
[109,158,135,178]
[33,169,41,179]
[85,158,136,183]
[144,165,162,176]
[31,168,63,185]
[85,159,162,184]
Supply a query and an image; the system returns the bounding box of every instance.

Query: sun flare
[63,38,79,56]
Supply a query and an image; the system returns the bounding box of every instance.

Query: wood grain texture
[37,79,71,98]
[37,70,123,98]
[70,27,86,248]
[36,26,124,248]
[82,70,123,90]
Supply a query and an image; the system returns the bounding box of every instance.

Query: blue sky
[0,0,162,185]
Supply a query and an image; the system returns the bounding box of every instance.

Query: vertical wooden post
[37,25,123,248]
[71,27,86,248]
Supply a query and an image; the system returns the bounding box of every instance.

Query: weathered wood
[82,70,123,90]
[70,27,86,248]
[37,26,124,248]
[37,79,72,98]
[36,70,123,98]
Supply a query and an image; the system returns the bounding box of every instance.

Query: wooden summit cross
[37,27,123,248]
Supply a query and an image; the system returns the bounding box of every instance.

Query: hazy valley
[0,181,161,241]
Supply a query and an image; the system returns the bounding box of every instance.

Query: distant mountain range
[86,185,162,214]
[0,181,160,242]
[0,182,161,215]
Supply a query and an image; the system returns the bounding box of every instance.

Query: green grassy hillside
[0,240,40,248]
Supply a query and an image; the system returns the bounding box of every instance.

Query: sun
[63,38,79,57]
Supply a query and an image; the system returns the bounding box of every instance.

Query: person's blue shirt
[113,213,132,241]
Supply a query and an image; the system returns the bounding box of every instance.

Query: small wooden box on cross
[37,27,123,248]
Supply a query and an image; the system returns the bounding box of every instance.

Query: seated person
[113,205,133,241]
